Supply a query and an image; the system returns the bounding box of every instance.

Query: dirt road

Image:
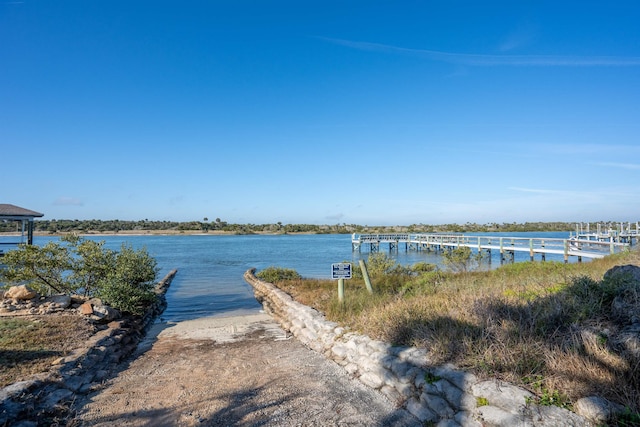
[73,313,420,426]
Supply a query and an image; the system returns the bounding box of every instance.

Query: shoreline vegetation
[0,219,611,237]
[269,248,640,424]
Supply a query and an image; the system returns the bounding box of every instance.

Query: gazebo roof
[0,204,44,219]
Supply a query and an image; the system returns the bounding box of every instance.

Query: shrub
[256,266,301,283]
[411,262,437,273]
[365,253,399,276]
[97,276,156,315]
[67,236,117,297]
[0,241,73,295]
[95,244,158,315]
[442,246,473,272]
[0,235,158,315]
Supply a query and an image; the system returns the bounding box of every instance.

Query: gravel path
[74,313,420,426]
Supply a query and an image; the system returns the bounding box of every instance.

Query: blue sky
[2,1,639,225]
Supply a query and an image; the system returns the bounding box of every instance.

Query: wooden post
[338,278,345,304]
[529,239,534,261]
[359,259,374,294]
[563,240,569,263]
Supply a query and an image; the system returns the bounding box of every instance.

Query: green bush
[0,235,158,315]
[96,244,158,315]
[97,276,156,315]
[67,236,117,297]
[365,253,399,276]
[442,246,473,272]
[256,266,301,283]
[0,241,73,295]
[411,262,437,273]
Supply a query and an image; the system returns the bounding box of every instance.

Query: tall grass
[268,249,640,419]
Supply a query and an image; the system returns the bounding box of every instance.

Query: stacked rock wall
[245,268,593,427]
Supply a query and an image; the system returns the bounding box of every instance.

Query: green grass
[0,315,96,387]
[269,249,640,421]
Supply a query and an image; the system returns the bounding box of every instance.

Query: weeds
[526,386,572,410]
[476,397,489,407]
[264,248,640,416]
[616,407,640,427]
[424,371,442,384]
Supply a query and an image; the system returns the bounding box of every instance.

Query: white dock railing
[351,233,630,262]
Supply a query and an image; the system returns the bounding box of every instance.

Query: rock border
[0,269,177,426]
[244,268,595,427]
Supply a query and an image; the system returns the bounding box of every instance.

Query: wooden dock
[351,233,630,263]
[572,222,639,244]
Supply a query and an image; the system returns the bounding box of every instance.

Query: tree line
[0,219,585,234]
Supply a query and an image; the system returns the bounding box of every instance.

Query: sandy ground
[73,312,420,427]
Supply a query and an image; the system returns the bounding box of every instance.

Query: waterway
[6,232,574,322]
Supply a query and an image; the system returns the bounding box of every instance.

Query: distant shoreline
[0,230,317,237]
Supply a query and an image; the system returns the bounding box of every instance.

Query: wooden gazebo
[0,204,44,250]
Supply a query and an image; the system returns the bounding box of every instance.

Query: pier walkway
[351,233,631,263]
[572,222,639,244]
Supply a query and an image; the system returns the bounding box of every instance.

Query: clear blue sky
[2,1,639,225]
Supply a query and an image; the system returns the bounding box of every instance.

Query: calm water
[15,232,571,322]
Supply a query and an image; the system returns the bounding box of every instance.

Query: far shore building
[0,204,44,252]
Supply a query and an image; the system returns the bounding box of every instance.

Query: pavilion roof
[0,204,44,218]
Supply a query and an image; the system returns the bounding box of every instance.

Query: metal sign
[331,262,352,279]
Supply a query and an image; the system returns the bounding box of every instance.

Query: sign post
[331,263,352,304]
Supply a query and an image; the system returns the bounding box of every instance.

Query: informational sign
[331,262,352,279]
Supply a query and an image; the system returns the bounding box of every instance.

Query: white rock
[5,285,37,300]
[573,396,614,425]
[471,380,533,414]
[359,371,384,389]
[331,343,348,360]
[406,397,438,422]
[343,362,359,375]
[421,392,455,418]
[528,404,592,426]
[47,294,72,309]
[476,405,527,427]
[434,364,477,390]
[454,410,483,427]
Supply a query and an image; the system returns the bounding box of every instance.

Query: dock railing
[352,233,629,261]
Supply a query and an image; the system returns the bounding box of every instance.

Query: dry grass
[272,249,640,419]
[0,315,97,387]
